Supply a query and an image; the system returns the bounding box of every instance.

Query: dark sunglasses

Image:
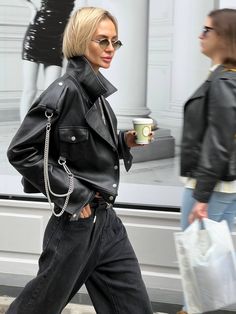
[202,26,214,36]
[91,38,123,50]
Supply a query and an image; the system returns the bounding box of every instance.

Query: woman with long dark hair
[178,8,236,314]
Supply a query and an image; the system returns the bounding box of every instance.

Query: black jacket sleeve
[7,82,95,214]
[118,131,133,171]
[194,77,236,202]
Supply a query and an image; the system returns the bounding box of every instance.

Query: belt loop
[106,202,112,209]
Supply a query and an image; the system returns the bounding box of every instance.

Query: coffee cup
[132,118,153,144]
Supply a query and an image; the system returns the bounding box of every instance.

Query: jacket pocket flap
[59,127,89,143]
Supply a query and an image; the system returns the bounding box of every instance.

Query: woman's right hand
[79,203,91,218]
[188,201,208,224]
[79,192,101,218]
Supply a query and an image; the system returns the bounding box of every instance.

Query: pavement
[0,296,96,314]
[0,296,165,314]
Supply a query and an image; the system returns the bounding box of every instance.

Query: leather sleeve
[7,81,94,214]
[194,77,236,202]
[118,131,133,171]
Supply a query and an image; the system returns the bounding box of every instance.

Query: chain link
[44,111,74,217]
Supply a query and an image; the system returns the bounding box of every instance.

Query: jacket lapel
[85,103,117,150]
[67,56,118,149]
[100,96,118,146]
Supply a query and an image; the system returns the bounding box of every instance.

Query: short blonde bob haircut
[63,7,118,59]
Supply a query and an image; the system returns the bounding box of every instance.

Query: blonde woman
[7,7,153,314]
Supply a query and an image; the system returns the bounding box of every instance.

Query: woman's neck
[211,57,222,65]
[210,50,225,66]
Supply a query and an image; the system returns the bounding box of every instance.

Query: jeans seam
[43,215,63,250]
[103,279,120,314]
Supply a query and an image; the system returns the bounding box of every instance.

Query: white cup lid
[132,118,153,124]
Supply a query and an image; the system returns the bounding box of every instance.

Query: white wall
[147,0,215,145]
[220,0,236,8]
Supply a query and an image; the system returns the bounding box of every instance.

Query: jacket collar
[66,56,117,103]
[184,64,226,106]
[207,64,225,82]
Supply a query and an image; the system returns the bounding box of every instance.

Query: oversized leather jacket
[180,65,236,202]
[7,56,133,215]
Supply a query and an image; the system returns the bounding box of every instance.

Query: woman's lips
[102,57,112,63]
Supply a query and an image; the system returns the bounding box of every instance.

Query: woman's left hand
[125,130,153,148]
[188,201,208,224]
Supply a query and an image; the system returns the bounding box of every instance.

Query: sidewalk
[0,296,164,314]
[0,296,96,314]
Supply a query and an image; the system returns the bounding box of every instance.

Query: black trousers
[6,201,153,314]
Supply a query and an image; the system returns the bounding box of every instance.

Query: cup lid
[132,118,153,124]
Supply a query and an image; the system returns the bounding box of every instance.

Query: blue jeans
[6,201,152,314]
[181,188,236,231]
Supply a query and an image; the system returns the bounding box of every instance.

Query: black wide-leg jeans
[6,201,153,314]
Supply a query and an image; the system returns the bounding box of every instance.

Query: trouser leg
[86,208,153,314]
[6,203,153,314]
[6,207,103,314]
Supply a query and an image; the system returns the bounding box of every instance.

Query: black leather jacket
[7,56,133,214]
[180,65,236,202]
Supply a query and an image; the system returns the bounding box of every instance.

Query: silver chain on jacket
[44,111,74,216]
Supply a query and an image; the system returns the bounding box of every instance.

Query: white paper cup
[132,118,153,144]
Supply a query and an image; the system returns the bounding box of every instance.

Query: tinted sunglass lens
[98,39,122,50]
[203,27,209,35]
[99,39,110,49]
[113,40,122,50]
[202,26,214,36]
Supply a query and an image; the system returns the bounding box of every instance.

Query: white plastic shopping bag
[175,218,236,314]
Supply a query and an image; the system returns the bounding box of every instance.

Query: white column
[147,0,215,145]
[82,0,151,129]
[171,0,215,102]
